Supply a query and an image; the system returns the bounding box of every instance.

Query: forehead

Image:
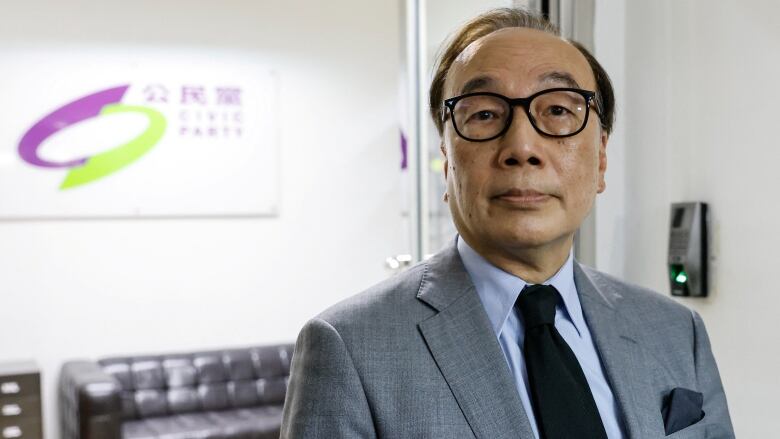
[445,27,595,96]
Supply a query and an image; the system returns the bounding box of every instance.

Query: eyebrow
[459,76,494,95]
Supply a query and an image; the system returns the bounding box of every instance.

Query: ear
[440,142,448,180]
[597,131,608,194]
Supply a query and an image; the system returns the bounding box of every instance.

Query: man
[281,8,734,439]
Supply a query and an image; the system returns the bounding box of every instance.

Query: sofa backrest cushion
[98,344,293,420]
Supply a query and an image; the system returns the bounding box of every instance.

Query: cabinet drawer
[0,396,41,422]
[0,375,39,399]
[0,418,42,439]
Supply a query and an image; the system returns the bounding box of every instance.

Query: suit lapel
[574,263,664,438]
[417,242,534,439]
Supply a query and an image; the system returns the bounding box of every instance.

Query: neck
[462,234,574,284]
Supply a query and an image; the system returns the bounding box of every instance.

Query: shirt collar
[456,235,587,338]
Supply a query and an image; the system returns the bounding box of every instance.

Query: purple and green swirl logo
[18,85,166,190]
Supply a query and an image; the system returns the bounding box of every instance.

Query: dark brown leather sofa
[59,344,293,439]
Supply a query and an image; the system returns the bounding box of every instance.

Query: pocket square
[662,387,705,435]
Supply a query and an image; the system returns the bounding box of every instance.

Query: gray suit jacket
[281,241,734,438]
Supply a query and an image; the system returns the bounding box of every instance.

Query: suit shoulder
[314,262,431,331]
[580,265,695,321]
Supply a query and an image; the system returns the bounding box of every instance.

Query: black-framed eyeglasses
[443,88,599,142]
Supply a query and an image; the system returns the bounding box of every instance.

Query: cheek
[449,157,474,203]
[556,138,600,197]
[448,149,490,211]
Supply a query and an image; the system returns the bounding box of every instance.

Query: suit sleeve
[280,317,377,438]
[691,310,736,438]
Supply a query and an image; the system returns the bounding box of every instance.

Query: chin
[493,224,571,250]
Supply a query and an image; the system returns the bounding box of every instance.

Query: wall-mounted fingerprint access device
[668,202,708,297]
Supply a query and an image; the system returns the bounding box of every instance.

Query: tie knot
[515,284,559,328]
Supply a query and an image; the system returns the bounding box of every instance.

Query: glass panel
[421,0,519,256]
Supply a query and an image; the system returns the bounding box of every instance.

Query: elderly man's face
[441,27,607,259]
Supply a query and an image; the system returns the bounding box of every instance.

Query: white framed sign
[0,45,279,218]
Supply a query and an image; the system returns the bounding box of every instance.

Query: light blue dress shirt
[457,236,626,439]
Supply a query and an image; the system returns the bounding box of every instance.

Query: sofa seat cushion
[121,406,284,439]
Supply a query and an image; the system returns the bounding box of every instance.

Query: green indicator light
[675,272,688,284]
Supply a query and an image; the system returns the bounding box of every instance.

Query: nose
[496,108,545,168]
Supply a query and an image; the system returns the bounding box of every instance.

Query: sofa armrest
[59,361,123,439]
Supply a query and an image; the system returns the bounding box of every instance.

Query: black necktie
[515,284,608,439]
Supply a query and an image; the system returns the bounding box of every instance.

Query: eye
[453,95,507,126]
[472,110,497,121]
[545,105,572,117]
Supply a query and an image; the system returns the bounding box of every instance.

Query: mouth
[492,188,553,206]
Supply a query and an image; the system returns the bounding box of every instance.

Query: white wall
[0,1,403,438]
[595,0,780,436]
